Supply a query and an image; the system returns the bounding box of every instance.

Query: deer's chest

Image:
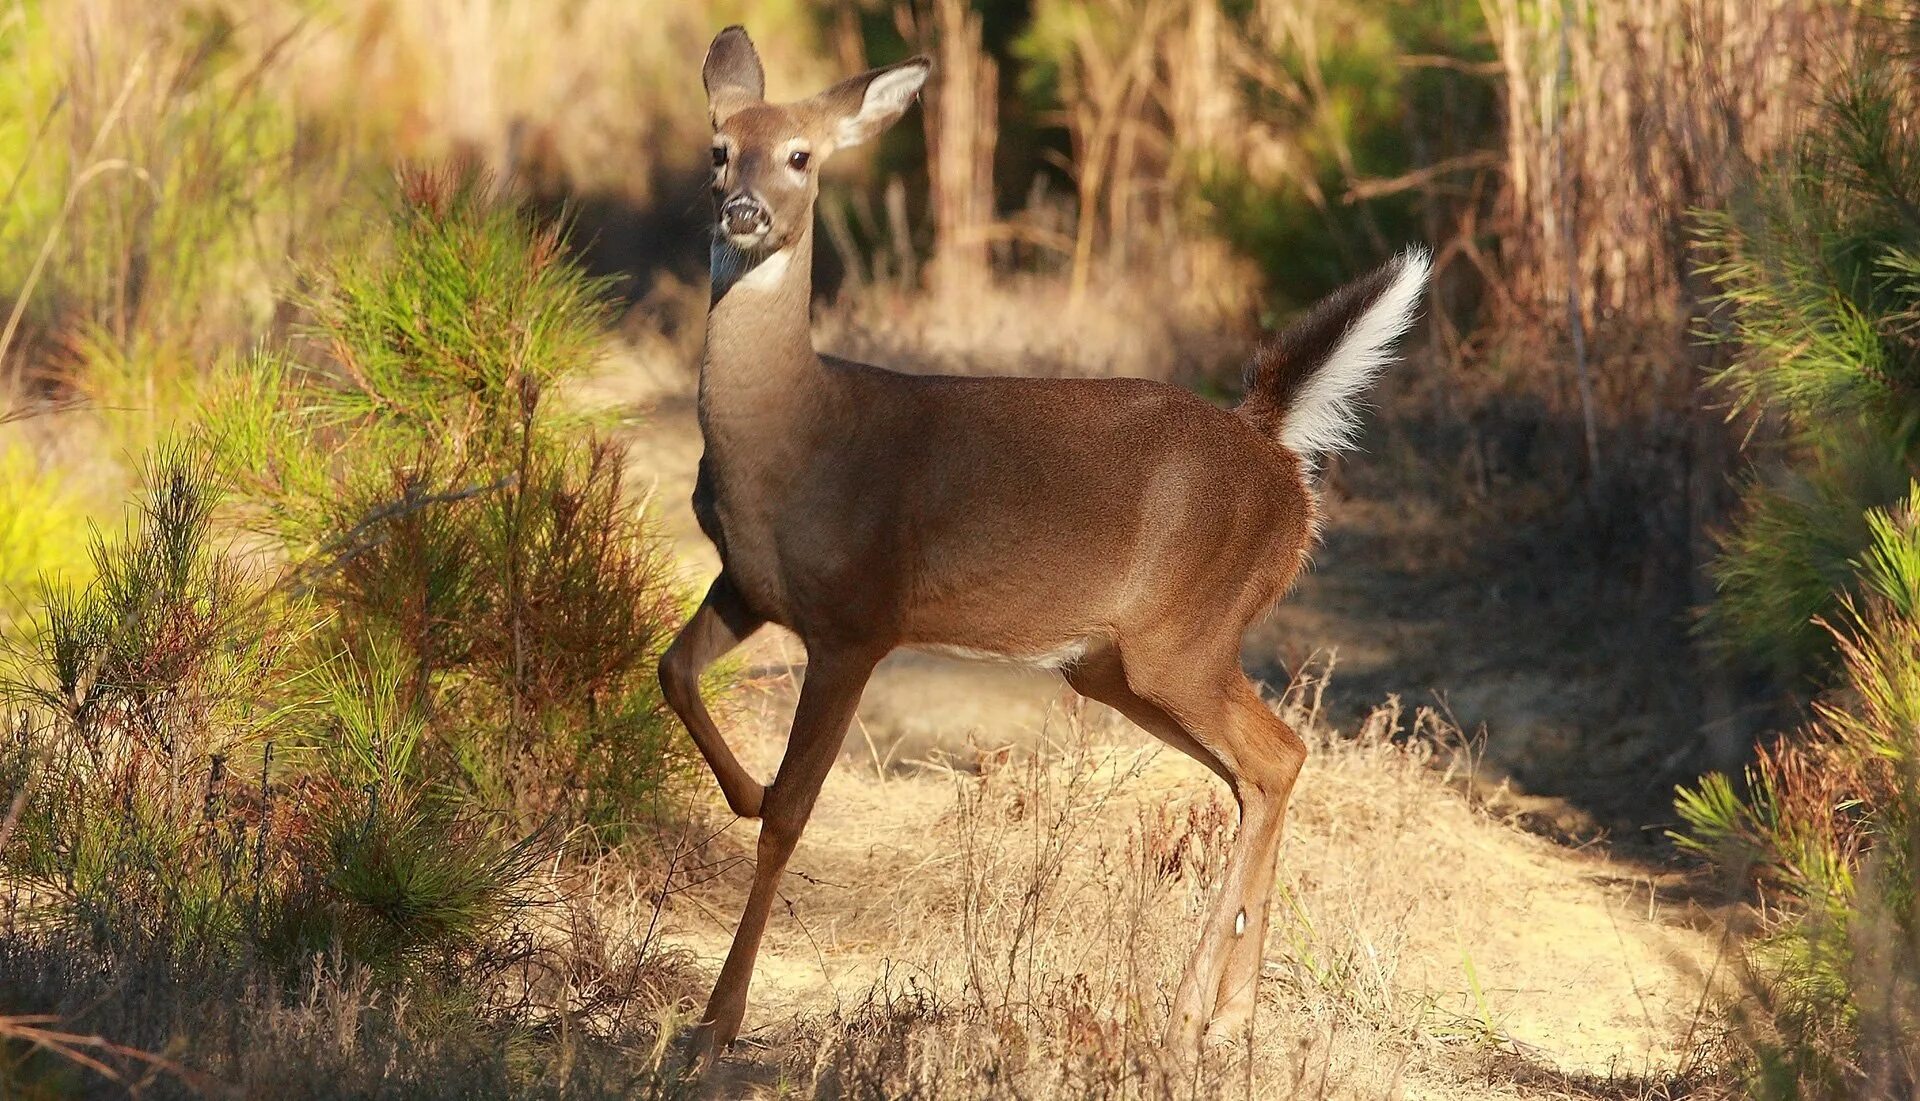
[693,443,899,636]
[692,451,800,624]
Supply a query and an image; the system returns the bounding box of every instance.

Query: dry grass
[814,270,1250,382]
[243,0,833,205]
[638,661,1728,1100]
[0,862,710,1098]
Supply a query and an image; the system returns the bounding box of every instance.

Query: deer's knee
[755,778,829,858]
[657,644,701,714]
[756,808,806,860]
[1269,718,1308,775]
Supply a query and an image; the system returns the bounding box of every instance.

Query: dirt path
[604,371,1725,1097]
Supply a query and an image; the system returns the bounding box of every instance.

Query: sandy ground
[602,368,1727,1098]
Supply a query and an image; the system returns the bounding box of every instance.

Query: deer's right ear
[703,26,765,127]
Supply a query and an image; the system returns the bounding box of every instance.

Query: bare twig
[0,1014,226,1095]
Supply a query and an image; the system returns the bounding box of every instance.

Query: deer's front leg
[687,646,880,1068]
[660,573,767,818]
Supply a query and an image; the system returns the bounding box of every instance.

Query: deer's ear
[810,57,931,151]
[704,26,765,127]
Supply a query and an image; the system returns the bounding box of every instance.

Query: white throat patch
[711,239,792,300]
[736,246,790,290]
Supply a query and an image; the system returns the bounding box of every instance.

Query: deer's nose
[721,196,771,239]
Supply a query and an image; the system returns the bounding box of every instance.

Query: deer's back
[703,362,1314,654]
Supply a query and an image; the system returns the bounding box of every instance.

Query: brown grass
[1476,0,1851,415]
[814,271,1249,382]
[642,659,1729,1099]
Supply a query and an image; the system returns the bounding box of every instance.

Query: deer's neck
[701,223,825,434]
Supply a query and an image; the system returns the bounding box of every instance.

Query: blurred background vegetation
[0,0,1916,1096]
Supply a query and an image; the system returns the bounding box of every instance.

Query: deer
[656,24,1432,1069]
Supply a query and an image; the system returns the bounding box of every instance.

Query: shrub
[0,450,545,977]
[0,434,697,1094]
[1,449,277,960]
[1679,486,1920,1097]
[1679,20,1920,1096]
[199,169,688,838]
[2,168,694,997]
[1695,32,1920,677]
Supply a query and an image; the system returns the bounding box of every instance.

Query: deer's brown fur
[658,25,1431,1068]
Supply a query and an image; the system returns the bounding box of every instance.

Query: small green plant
[0,447,690,1098]
[1681,24,1920,1095]
[0,449,551,979]
[2,448,276,959]
[0,166,697,991]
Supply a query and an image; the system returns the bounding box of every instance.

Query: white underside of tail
[1280,247,1432,457]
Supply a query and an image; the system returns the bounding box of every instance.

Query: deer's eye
[788,150,811,171]
[711,146,728,168]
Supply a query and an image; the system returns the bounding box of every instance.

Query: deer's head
[703,26,929,257]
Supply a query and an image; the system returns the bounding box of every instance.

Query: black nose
[722,197,770,237]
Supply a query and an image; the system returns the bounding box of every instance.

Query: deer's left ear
[811,57,931,151]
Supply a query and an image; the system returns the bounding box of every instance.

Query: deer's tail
[1235,247,1431,459]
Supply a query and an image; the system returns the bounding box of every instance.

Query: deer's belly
[910,638,1095,670]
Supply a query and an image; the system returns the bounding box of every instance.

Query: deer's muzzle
[721,196,771,241]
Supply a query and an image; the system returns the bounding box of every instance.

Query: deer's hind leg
[1063,646,1233,787]
[1202,676,1305,1043]
[1063,645,1305,1055]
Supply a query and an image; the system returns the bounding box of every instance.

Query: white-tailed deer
[658,25,1431,1068]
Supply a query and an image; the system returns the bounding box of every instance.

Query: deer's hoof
[674,1020,732,1078]
[1162,1014,1206,1068]
[1203,1022,1252,1052]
